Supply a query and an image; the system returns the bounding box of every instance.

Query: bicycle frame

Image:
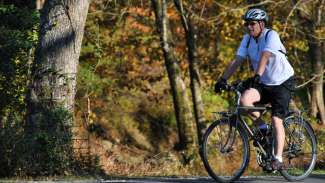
[226,89,270,156]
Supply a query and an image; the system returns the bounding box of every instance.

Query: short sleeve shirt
[236,28,294,85]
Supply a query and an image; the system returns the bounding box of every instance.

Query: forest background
[0,0,325,178]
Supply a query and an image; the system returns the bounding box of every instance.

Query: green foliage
[0,107,101,177]
[0,4,39,117]
[18,107,74,176]
[0,113,24,177]
[77,64,115,97]
[202,89,229,120]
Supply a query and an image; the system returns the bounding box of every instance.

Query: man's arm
[221,55,246,80]
[256,51,272,76]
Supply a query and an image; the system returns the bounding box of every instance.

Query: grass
[312,169,325,175]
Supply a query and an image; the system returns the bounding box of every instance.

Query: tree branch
[281,0,304,36]
[296,70,325,89]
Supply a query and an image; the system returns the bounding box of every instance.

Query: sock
[275,155,283,162]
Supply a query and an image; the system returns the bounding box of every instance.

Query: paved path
[101,175,325,183]
[1,175,324,183]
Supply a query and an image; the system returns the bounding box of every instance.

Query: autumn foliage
[0,0,325,177]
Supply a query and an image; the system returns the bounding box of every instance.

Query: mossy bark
[27,0,90,128]
[152,0,195,151]
[174,0,206,146]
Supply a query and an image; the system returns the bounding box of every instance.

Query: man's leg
[269,83,291,170]
[240,88,261,119]
[272,116,285,162]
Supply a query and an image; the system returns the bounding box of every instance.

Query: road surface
[101,175,325,183]
[2,175,324,183]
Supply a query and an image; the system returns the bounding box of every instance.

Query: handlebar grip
[225,84,235,91]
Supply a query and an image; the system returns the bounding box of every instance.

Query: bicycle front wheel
[280,115,317,181]
[201,118,250,183]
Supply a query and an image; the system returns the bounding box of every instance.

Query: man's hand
[248,74,261,88]
[214,78,228,93]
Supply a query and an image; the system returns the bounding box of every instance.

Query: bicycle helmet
[243,8,269,22]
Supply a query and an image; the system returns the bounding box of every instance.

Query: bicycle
[201,80,317,182]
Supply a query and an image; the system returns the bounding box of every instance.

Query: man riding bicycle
[214,8,295,171]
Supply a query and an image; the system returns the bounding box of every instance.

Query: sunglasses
[244,21,258,26]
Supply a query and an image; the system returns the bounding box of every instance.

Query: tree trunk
[151,0,195,150]
[27,0,90,127]
[309,39,325,124]
[174,0,206,146]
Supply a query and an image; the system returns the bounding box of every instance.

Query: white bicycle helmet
[243,8,269,22]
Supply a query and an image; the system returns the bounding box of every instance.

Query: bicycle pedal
[263,162,273,172]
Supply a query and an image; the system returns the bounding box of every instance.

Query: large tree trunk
[174,0,206,146]
[151,0,195,151]
[27,0,90,127]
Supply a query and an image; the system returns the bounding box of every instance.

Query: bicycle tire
[280,115,317,181]
[201,117,250,183]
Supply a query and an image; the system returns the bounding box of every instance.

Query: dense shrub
[0,107,101,177]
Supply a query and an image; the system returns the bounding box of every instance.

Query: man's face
[245,21,263,37]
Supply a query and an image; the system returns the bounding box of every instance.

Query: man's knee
[240,89,261,105]
[240,95,254,105]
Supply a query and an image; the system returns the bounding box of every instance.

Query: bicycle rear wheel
[280,115,317,181]
[201,117,250,183]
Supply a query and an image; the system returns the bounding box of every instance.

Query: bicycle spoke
[202,118,249,182]
[280,116,317,181]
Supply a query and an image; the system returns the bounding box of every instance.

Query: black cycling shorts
[247,76,295,119]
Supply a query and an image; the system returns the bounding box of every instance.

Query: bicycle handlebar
[223,80,244,92]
